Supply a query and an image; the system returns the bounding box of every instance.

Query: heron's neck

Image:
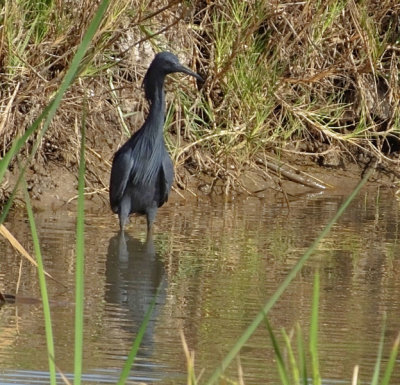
[145,76,166,137]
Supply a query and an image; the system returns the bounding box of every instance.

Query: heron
[109,52,203,232]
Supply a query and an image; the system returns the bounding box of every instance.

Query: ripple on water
[0,190,399,384]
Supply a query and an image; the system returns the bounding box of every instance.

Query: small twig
[140,0,182,23]
[16,259,23,296]
[256,157,329,190]
[66,187,108,204]
[352,365,359,385]
[0,82,20,138]
[0,224,64,287]
[108,69,130,137]
[172,185,185,199]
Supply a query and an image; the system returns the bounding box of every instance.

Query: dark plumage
[109,52,203,232]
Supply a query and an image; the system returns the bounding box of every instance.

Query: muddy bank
[2,145,398,215]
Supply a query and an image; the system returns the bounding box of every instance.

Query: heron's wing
[109,147,134,212]
[158,155,174,206]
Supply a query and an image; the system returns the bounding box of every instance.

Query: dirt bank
[3,143,398,216]
[1,1,400,214]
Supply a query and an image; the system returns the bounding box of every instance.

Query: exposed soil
[3,140,399,216]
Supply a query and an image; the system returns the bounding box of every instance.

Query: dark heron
[109,52,203,232]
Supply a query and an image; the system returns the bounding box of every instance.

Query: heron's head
[152,52,203,81]
[143,52,203,100]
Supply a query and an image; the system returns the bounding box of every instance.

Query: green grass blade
[296,323,308,385]
[37,0,110,151]
[204,167,374,385]
[23,181,56,385]
[0,163,28,224]
[380,332,400,385]
[310,272,321,385]
[282,329,300,385]
[265,319,290,385]
[74,109,87,385]
[0,0,110,222]
[371,313,386,385]
[117,290,160,385]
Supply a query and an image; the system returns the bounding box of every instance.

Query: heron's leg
[146,207,157,234]
[118,230,129,262]
[119,213,129,230]
[119,195,131,230]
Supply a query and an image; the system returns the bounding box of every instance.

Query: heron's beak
[177,65,204,82]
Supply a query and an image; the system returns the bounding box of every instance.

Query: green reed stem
[205,167,375,385]
[310,271,321,385]
[381,332,400,385]
[23,182,56,385]
[74,109,87,385]
[371,313,387,385]
[296,324,308,385]
[0,0,110,224]
[265,319,290,385]
[118,287,160,385]
[71,2,112,381]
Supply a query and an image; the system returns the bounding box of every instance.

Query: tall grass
[186,0,400,189]
[1,0,111,383]
[70,3,113,382]
[0,3,159,382]
[23,181,56,385]
[265,273,400,385]
[1,1,399,198]
[0,1,399,384]
[74,109,86,385]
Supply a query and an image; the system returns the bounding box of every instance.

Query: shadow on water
[0,230,169,385]
[104,230,167,378]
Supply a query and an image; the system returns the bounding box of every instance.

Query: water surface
[0,187,399,384]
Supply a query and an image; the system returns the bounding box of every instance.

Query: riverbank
[2,145,398,214]
[1,0,400,211]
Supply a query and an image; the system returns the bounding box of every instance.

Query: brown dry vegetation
[1,0,400,207]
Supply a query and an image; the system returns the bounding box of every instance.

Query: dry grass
[1,0,400,200]
[0,0,201,200]
[194,0,400,184]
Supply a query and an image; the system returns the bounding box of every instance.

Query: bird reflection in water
[105,231,166,359]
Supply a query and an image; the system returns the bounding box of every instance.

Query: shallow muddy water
[0,187,400,384]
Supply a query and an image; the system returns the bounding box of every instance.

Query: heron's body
[109,52,202,231]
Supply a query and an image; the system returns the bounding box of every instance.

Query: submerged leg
[146,207,158,235]
[118,195,131,230]
[117,230,129,262]
[119,213,129,231]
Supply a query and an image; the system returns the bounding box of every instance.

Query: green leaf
[265,318,290,385]
[24,181,56,385]
[118,289,160,385]
[310,272,321,385]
